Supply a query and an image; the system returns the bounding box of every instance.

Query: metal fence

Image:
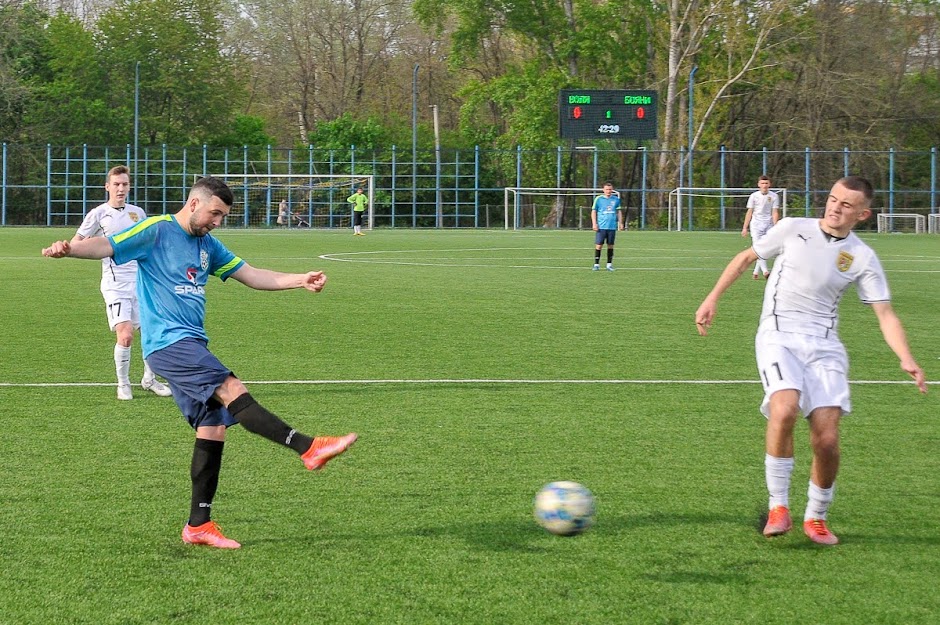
[1,142,937,230]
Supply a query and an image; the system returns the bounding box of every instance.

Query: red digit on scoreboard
[636,107,645,120]
[573,106,583,119]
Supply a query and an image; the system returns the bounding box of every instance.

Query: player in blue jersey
[591,182,623,271]
[42,176,357,550]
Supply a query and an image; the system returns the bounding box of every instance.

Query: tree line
[1,0,938,190]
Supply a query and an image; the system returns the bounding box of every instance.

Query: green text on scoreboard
[558,89,658,140]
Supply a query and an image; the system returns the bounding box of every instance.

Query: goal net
[876,212,926,234]
[504,187,620,230]
[195,174,374,229]
[928,213,939,234]
[668,187,787,231]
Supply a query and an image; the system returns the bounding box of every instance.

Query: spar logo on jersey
[837,251,854,272]
[175,267,206,295]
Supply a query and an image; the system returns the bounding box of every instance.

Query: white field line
[0,378,932,388]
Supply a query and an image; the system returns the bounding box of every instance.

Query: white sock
[804,481,835,521]
[142,358,155,384]
[114,345,131,386]
[765,454,794,509]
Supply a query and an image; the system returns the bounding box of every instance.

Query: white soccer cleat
[142,377,172,397]
[117,384,133,400]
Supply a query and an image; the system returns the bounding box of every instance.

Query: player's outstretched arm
[42,236,114,259]
[230,263,327,293]
[695,248,759,336]
[871,302,928,394]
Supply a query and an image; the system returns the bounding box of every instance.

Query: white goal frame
[928,213,940,234]
[196,173,374,229]
[876,212,926,234]
[668,187,787,231]
[504,187,620,230]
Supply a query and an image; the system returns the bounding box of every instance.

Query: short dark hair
[758,175,770,182]
[836,175,874,203]
[602,181,614,188]
[190,176,234,207]
[107,165,130,183]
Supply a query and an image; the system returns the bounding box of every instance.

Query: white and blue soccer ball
[533,481,595,536]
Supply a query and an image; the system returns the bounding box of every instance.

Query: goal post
[504,187,620,230]
[929,213,940,234]
[194,173,374,229]
[668,187,787,231]
[876,212,926,234]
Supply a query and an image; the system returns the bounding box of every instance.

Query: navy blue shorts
[146,337,238,429]
[595,229,617,246]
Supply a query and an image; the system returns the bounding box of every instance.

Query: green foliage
[417,0,654,150]
[97,0,245,146]
[307,113,397,150]
[25,13,121,145]
[210,114,274,147]
[0,1,50,139]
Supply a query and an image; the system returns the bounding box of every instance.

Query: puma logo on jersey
[797,234,810,243]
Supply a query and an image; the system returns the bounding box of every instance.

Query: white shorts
[102,289,140,331]
[755,329,851,418]
[750,221,773,240]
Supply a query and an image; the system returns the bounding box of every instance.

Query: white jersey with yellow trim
[75,202,147,293]
[746,190,780,228]
[753,217,890,339]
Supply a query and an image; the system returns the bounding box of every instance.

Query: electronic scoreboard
[558,89,658,140]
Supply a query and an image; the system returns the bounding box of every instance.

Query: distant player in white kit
[741,175,780,279]
[72,165,172,400]
[695,175,927,546]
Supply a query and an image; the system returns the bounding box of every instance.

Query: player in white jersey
[695,176,926,546]
[72,165,172,400]
[741,175,780,279]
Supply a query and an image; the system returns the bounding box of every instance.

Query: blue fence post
[804,147,811,216]
[161,145,167,214]
[474,146,480,228]
[1,143,6,226]
[928,144,938,213]
[329,150,336,227]
[81,144,88,219]
[640,147,648,230]
[843,146,849,176]
[391,145,398,227]
[265,145,273,228]
[515,145,522,229]
[889,147,895,213]
[46,144,52,226]
[454,149,460,227]
[307,145,314,226]
[762,146,768,174]
[720,145,726,229]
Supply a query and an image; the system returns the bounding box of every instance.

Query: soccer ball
[533,481,595,536]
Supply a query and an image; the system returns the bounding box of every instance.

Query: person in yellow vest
[347,187,368,235]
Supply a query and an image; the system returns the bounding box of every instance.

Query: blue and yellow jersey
[109,216,244,357]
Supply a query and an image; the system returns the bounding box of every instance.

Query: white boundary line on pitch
[0,379,931,388]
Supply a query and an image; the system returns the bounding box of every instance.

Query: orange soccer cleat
[762,505,793,537]
[181,521,241,549]
[301,433,358,471]
[803,519,839,545]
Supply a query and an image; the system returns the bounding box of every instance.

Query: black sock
[190,438,224,526]
[607,248,614,264]
[228,392,313,454]
[594,249,601,264]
